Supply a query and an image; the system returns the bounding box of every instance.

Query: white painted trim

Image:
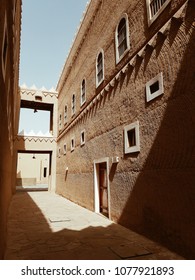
[93,157,111,219]
[115,13,130,64]
[124,121,140,154]
[146,72,164,102]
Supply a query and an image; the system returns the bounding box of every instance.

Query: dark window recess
[127,128,136,147]
[81,132,85,143]
[150,81,159,94]
[72,95,75,113]
[97,52,103,83]
[81,80,86,104]
[35,96,42,101]
[71,139,75,149]
[43,167,47,178]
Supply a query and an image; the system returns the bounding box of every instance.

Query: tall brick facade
[56,0,195,258]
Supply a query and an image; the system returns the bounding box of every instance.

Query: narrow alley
[4,191,183,260]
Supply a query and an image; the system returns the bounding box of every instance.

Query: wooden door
[99,162,108,217]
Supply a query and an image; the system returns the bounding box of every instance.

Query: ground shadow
[4,192,182,260]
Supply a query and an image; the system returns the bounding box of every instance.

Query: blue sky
[19,0,89,133]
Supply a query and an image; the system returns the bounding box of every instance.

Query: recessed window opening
[150,81,160,94]
[81,80,86,106]
[63,144,67,155]
[115,14,130,63]
[150,0,167,17]
[72,94,76,115]
[147,0,171,25]
[127,128,136,147]
[71,138,75,151]
[146,72,164,102]
[64,105,67,124]
[43,167,47,178]
[96,52,104,86]
[118,18,128,58]
[81,130,85,146]
[124,121,140,154]
[35,96,42,101]
[58,147,61,157]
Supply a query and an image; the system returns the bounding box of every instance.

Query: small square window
[80,130,85,146]
[124,121,140,154]
[35,95,42,101]
[146,72,164,102]
[71,137,75,152]
[63,144,67,155]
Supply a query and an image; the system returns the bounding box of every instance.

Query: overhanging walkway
[4,192,184,260]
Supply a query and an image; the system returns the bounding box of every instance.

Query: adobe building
[0,0,22,259]
[56,0,195,258]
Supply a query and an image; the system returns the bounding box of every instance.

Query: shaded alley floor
[4,191,184,260]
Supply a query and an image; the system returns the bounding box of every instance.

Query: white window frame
[80,79,86,106]
[96,50,104,88]
[71,137,75,152]
[115,14,130,64]
[146,72,164,102]
[124,121,140,154]
[2,12,8,81]
[146,0,172,26]
[80,130,86,146]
